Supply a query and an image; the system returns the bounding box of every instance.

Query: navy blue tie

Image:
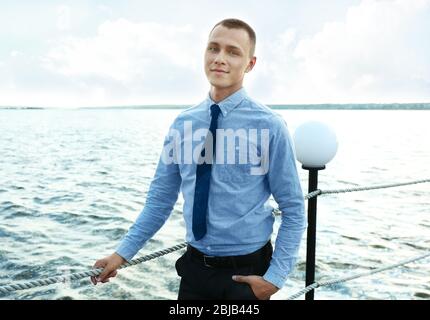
[192,104,221,241]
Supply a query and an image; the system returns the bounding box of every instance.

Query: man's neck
[210,85,243,103]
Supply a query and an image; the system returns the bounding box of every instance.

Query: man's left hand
[232,275,279,300]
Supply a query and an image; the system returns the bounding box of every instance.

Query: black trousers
[175,242,273,300]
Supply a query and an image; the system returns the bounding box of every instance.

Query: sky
[0,0,429,107]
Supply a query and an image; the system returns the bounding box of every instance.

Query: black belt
[187,241,271,269]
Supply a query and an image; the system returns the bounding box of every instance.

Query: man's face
[204,25,255,91]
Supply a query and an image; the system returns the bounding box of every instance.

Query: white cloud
[57,5,71,31]
[45,19,203,82]
[262,0,430,103]
[10,50,24,58]
[40,18,208,106]
[97,5,113,16]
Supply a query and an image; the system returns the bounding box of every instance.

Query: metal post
[303,165,325,300]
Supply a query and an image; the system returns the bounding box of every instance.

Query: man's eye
[228,49,241,56]
[208,47,218,52]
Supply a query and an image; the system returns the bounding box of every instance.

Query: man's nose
[214,51,226,64]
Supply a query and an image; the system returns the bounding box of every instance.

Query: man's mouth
[211,69,228,73]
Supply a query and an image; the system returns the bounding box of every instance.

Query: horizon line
[1,102,430,110]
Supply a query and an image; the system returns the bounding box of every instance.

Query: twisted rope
[304,189,322,200]
[319,178,430,196]
[0,242,187,295]
[287,251,430,300]
[274,178,430,215]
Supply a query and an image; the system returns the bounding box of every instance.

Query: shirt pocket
[216,136,262,184]
[217,162,252,184]
[217,146,253,184]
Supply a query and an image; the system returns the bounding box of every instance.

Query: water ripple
[33,193,84,205]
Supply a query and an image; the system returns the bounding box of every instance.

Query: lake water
[0,108,429,300]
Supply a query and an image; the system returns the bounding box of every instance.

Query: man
[91,18,306,300]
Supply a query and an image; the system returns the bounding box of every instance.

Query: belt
[187,241,271,269]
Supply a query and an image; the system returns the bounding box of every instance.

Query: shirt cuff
[115,240,138,261]
[263,264,289,289]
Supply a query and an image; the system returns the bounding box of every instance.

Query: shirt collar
[205,87,247,117]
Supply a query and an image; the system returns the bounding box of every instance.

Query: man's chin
[208,80,231,89]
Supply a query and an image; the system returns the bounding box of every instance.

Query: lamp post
[293,121,338,300]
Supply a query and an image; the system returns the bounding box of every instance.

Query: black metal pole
[303,165,325,300]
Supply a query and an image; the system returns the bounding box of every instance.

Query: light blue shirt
[116,88,306,289]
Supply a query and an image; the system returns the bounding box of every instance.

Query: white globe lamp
[293,121,338,169]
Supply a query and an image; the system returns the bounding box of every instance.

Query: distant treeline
[0,106,45,110]
[1,103,429,110]
[269,103,430,110]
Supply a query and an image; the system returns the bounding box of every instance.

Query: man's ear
[245,57,257,73]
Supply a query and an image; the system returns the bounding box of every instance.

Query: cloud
[262,0,430,103]
[97,5,113,16]
[57,5,71,31]
[10,50,24,58]
[42,19,208,105]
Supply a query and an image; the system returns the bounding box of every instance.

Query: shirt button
[206,246,211,250]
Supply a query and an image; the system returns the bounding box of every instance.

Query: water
[0,108,429,300]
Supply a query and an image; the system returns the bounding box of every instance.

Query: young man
[91,18,306,300]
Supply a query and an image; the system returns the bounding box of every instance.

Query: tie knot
[210,104,221,118]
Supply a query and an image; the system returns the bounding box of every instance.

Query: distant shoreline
[1,103,429,110]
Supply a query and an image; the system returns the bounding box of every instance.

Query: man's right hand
[90,253,126,285]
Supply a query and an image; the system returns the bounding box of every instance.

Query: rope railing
[319,178,430,196]
[273,178,430,215]
[0,178,428,297]
[287,250,430,300]
[302,178,430,200]
[0,242,187,295]
[304,189,321,200]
